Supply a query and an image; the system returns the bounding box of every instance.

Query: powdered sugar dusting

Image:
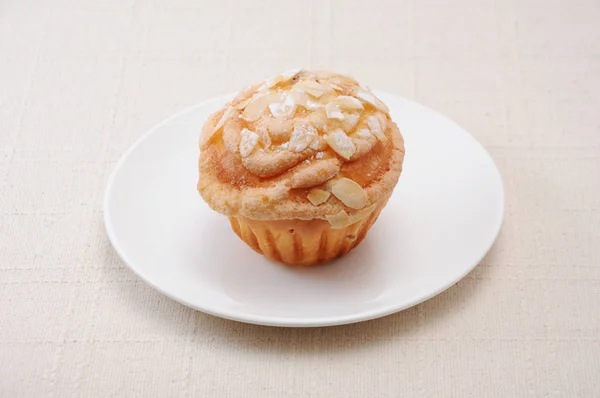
[325,103,345,121]
[357,128,372,138]
[289,124,317,152]
[269,94,296,118]
[277,142,289,151]
[305,99,321,110]
[239,128,259,157]
[326,129,356,159]
[367,115,387,142]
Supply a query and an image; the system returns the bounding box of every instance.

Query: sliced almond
[326,129,356,160]
[342,113,360,133]
[325,102,345,120]
[326,210,353,229]
[281,68,303,81]
[269,94,297,119]
[367,115,387,142]
[356,88,389,113]
[328,83,344,92]
[293,80,329,97]
[335,95,364,110]
[336,73,359,84]
[376,113,388,130]
[212,107,234,134]
[308,135,320,150]
[350,134,377,161]
[234,97,252,110]
[276,142,289,151]
[265,118,293,141]
[331,178,367,209]
[324,178,339,192]
[239,128,259,157]
[305,99,321,110]
[330,77,353,88]
[242,92,278,122]
[257,126,271,147]
[307,189,331,206]
[264,74,283,88]
[289,124,317,152]
[308,109,329,132]
[356,128,372,139]
[290,90,308,106]
[291,91,319,111]
[311,70,335,80]
[349,203,377,223]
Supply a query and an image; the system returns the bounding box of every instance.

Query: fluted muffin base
[228,197,389,266]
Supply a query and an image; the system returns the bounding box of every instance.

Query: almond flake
[265,74,283,88]
[213,107,234,134]
[377,113,388,129]
[324,178,338,192]
[336,96,364,110]
[307,189,331,206]
[305,99,321,110]
[239,128,259,157]
[330,77,352,87]
[266,118,293,140]
[342,113,360,132]
[367,115,387,142]
[234,97,252,110]
[349,203,377,223]
[290,90,322,112]
[336,73,358,83]
[290,90,308,106]
[278,142,289,151]
[311,70,334,80]
[356,88,389,113]
[289,124,317,152]
[326,210,353,229]
[328,83,344,92]
[357,128,372,139]
[257,126,271,147]
[326,129,356,159]
[269,94,297,118]
[308,135,321,150]
[331,178,368,209]
[293,80,329,97]
[242,93,276,122]
[281,68,303,81]
[325,102,345,120]
[308,110,328,132]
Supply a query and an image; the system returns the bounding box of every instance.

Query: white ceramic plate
[104,92,504,327]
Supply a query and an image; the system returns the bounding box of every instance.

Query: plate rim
[104,92,505,327]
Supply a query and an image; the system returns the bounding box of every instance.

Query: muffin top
[198,69,405,227]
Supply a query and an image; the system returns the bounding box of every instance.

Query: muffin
[198,69,405,266]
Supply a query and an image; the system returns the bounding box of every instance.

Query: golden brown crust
[197,69,405,221]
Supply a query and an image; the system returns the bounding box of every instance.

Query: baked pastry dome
[198,69,405,265]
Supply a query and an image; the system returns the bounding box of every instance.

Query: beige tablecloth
[1,0,599,396]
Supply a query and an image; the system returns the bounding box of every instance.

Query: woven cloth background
[1,0,599,396]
